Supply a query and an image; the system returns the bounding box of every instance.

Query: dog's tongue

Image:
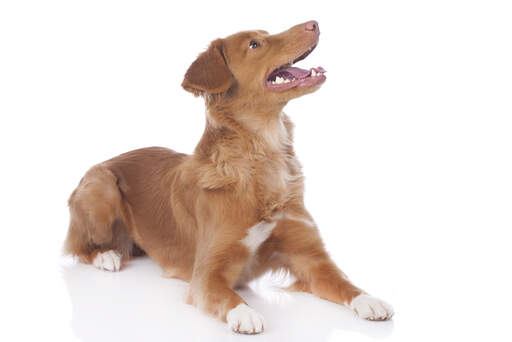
[278,67,310,79]
[270,66,326,80]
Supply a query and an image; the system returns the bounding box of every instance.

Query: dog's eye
[249,40,260,49]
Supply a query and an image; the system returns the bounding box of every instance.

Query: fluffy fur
[64,21,393,334]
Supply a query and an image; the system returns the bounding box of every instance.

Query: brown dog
[64,21,393,334]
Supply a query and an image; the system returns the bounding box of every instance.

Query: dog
[64,20,394,334]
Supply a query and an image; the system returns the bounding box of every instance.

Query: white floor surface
[3,249,510,342]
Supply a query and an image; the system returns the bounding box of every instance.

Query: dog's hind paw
[349,294,394,321]
[92,250,121,272]
[227,303,265,334]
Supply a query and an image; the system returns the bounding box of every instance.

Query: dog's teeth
[311,70,316,77]
[284,79,290,83]
[276,77,284,84]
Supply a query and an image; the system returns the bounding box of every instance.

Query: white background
[1,1,511,341]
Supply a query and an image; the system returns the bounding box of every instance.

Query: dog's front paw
[349,294,394,321]
[226,303,265,334]
[92,250,121,272]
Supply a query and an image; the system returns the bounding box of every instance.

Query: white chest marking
[271,212,316,228]
[241,221,277,254]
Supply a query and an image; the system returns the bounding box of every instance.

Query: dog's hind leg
[63,164,133,272]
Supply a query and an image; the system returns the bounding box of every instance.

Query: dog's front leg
[187,240,265,334]
[268,216,394,321]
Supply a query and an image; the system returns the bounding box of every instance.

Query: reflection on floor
[62,256,393,342]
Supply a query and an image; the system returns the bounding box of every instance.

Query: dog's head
[182,21,325,105]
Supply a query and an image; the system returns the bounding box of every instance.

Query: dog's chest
[261,158,291,191]
[253,116,295,204]
[236,219,278,286]
[255,158,294,215]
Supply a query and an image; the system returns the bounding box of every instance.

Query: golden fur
[64,21,392,334]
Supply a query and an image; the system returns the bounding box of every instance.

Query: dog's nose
[305,21,319,33]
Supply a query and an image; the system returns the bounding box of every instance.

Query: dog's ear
[182,39,233,96]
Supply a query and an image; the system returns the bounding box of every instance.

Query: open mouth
[265,43,326,91]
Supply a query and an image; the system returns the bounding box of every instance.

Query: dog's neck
[195,101,291,158]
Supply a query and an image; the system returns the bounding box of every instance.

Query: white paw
[349,294,394,321]
[226,303,265,334]
[92,250,121,272]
